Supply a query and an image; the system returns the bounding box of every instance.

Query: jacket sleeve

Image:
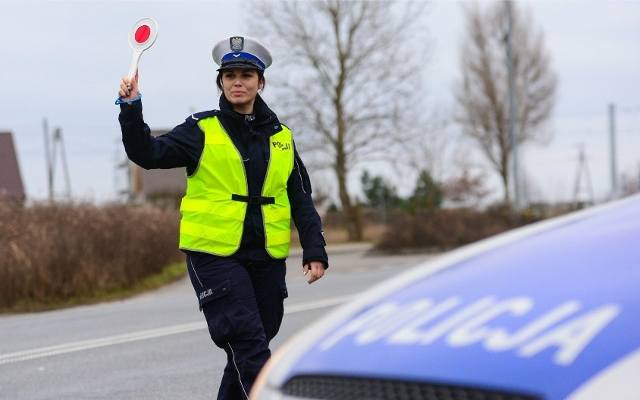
[118,101,203,174]
[288,143,329,269]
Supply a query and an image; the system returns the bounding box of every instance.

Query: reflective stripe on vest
[178,116,294,258]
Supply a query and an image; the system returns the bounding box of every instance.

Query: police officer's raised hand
[118,70,139,101]
[303,261,325,284]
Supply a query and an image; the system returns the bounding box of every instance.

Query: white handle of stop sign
[128,50,143,80]
[127,17,158,81]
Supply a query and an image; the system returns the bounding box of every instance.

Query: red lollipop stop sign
[135,25,151,44]
[127,18,158,80]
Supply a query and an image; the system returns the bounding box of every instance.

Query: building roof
[135,129,186,197]
[140,167,186,196]
[0,132,25,201]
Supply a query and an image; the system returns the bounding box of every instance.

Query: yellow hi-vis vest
[178,116,294,259]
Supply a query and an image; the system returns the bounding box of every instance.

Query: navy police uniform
[118,36,327,400]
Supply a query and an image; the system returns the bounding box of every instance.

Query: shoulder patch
[186,110,219,124]
[276,122,294,135]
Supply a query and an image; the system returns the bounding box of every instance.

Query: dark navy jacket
[118,94,328,268]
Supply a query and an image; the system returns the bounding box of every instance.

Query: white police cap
[212,36,272,72]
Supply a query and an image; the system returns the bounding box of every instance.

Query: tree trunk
[500,158,511,208]
[501,169,511,206]
[335,152,363,242]
[333,33,363,242]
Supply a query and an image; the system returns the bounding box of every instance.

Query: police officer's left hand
[303,261,325,284]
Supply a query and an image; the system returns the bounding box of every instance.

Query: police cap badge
[212,35,272,71]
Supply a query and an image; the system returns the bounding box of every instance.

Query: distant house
[0,132,25,202]
[126,129,186,209]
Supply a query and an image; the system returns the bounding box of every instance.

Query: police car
[250,195,640,400]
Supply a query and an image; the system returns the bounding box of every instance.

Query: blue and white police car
[250,195,640,400]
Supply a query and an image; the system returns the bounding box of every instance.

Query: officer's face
[221,69,262,112]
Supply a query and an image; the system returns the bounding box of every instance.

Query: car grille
[281,375,540,400]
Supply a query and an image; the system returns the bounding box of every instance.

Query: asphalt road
[0,244,435,400]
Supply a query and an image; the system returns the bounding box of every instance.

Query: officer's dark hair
[216,69,266,92]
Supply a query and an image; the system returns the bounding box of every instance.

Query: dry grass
[0,202,182,312]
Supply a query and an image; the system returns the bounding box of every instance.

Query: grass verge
[0,262,186,314]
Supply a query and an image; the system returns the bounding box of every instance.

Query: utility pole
[43,120,72,202]
[505,1,520,210]
[43,118,54,202]
[573,144,594,209]
[609,103,618,200]
[52,128,72,200]
[114,139,133,202]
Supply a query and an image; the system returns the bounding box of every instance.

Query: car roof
[280,196,640,399]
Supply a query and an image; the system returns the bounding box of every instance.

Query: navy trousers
[186,251,288,400]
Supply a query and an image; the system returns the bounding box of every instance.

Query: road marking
[0,295,355,366]
[285,295,354,314]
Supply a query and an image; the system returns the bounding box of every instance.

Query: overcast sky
[1,0,639,204]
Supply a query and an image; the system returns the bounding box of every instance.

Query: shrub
[0,202,181,310]
[376,208,541,252]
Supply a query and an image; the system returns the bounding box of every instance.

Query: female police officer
[117,36,328,399]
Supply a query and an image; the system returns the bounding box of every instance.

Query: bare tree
[442,168,490,208]
[455,1,556,206]
[250,0,428,241]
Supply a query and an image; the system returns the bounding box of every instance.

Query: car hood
[269,196,640,399]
